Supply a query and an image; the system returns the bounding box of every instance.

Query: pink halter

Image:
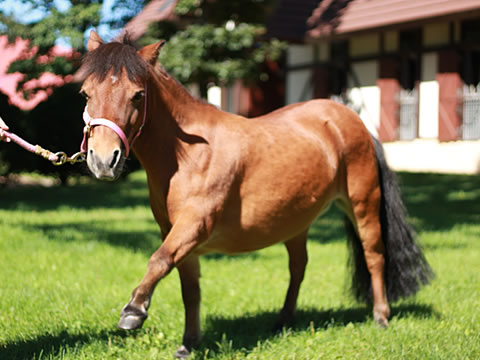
[80,85,147,157]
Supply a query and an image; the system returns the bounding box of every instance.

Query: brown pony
[79,31,433,358]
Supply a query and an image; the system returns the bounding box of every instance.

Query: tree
[143,0,286,95]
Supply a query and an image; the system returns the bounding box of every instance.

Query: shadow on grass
[198,302,437,353]
[204,252,260,261]
[24,220,162,255]
[2,171,480,253]
[0,303,436,359]
[0,177,150,211]
[398,172,480,231]
[307,172,480,245]
[308,206,345,244]
[0,328,128,360]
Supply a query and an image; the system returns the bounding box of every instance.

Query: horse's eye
[132,91,145,103]
[79,90,89,100]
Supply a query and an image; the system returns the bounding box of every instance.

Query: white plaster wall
[347,61,380,136]
[350,33,380,57]
[384,30,398,52]
[423,22,449,47]
[384,139,480,174]
[287,44,315,66]
[286,69,313,104]
[286,44,315,104]
[418,53,439,138]
[207,85,222,108]
[317,41,329,61]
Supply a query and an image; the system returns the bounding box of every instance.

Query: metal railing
[462,84,480,140]
[398,88,418,140]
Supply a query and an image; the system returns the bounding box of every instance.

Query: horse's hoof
[118,305,148,330]
[272,320,290,333]
[375,317,389,328]
[373,304,390,328]
[273,310,294,332]
[118,313,146,330]
[174,345,191,359]
[373,311,389,328]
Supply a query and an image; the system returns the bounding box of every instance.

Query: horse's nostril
[110,149,120,168]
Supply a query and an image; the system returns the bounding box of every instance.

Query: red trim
[437,50,461,142]
[378,79,400,142]
[437,72,462,141]
[377,57,400,142]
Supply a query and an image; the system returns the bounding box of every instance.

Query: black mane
[81,34,149,83]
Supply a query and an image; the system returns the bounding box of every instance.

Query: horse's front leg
[118,213,207,331]
[174,255,201,358]
[117,245,175,330]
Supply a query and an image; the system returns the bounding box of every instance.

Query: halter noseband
[80,84,147,158]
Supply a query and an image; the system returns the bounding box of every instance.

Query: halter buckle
[83,124,91,135]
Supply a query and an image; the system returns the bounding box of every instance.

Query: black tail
[346,136,434,303]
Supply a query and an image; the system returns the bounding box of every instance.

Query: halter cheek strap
[80,84,147,158]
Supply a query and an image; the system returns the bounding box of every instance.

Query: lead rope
[0,128,86,166]
[0,83,148,166]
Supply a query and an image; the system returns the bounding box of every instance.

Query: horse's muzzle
[86,147,124,180]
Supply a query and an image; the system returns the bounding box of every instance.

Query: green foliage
[144,0,287,86]
[174,0,201,15]
[0,171,480,359]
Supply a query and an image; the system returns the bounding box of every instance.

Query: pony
[79,31,433,358]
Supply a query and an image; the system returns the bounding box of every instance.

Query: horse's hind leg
[276,230,308,329]
[351,203,390,326]
[342,164,390,327]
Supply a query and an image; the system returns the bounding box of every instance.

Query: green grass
[0,171,479,359]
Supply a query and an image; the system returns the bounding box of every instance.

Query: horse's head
[80,31,164,180]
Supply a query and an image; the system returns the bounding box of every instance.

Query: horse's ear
[138,40,166,65]
[88,30,103,52]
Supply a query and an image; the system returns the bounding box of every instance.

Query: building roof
[268,0,480,41]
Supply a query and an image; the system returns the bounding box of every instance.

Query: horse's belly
[195,196,333,255]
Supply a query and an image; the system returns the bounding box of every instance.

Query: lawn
[0,170,479,359]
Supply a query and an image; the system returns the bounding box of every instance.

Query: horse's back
[256,99,372,149]
[241,99,375,186]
